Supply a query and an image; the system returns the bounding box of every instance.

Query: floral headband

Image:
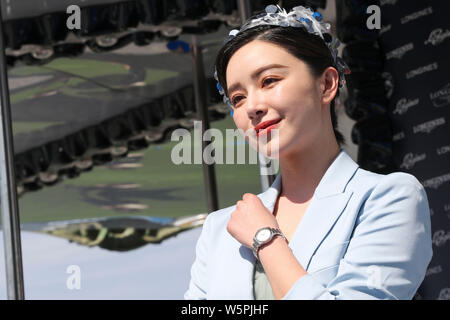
[213,4,351,111]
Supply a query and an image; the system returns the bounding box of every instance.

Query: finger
[245,193,262,205]
[242,193,254,200]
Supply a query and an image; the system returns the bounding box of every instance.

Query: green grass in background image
[17,115,276,223]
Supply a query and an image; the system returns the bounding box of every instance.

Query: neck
[278,134,341,204]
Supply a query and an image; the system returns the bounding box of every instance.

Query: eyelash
[231,77,279,106]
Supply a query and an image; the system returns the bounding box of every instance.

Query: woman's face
[226,39,335,159]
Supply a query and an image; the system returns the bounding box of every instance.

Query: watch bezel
[255,227,272,243]
[252,227,287,260]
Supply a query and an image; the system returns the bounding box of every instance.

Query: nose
[245,90,268,120]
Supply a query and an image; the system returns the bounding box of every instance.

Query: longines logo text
[445,203,450,212]
[400,7,433,24]
[386,43,414,60]
[413,117,445,134]
[437,144,450,156]
[445,204,450,220]
[438,288,450,300]
[406,62,438,79]
[426,265,442,277]
[430,83,450,108]
[399,153,426,170]
[379,24,391,35]
[422,173,450,190]
[432,230,450,247]
[392,131,405,142]
[393,98,419,115]
[425,28,450,46]
[380,0,397,6]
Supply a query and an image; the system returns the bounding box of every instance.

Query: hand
[227,193,279,248]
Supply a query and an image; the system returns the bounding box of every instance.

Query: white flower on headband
[214,4,351,110]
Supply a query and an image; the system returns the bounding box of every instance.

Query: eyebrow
[227,63,288,96]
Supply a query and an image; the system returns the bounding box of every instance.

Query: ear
[319,66,339,106]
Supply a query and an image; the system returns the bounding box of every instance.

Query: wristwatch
[252,227,287,260]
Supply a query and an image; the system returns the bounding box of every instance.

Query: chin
[256,138,285,159]
[246,127,289,159]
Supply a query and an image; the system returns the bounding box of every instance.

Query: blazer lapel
[287,149,359,270]
[289,192,354,271]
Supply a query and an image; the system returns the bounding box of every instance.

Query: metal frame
[0,4,25,300]
[191,35,219,213]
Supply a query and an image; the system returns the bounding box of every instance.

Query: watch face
[256,228,271,242]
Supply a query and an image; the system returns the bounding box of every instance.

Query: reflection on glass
[22,214,206,251]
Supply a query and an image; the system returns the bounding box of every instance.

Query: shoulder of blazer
[202,205,235,235]
[346,167,384,197]
[348,167,426,199]
[346,168,429,228]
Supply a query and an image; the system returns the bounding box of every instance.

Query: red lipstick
[254,118,281,137]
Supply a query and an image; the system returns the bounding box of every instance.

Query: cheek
[269,83,288,105]
[281,82,319,117]
[271,80,310,110]
[233,111,248,131]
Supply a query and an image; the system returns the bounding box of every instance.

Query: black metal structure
[0,1,25,301]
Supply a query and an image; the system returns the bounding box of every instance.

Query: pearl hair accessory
[214,4,351,111]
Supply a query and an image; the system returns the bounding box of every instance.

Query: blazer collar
[259,148,359,207]
[221,149,359,299]
[261,148,359,264]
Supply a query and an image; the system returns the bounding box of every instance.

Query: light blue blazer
[184,149,433,300]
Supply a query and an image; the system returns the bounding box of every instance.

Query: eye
[262,77,279,86]
[231,95,244,106]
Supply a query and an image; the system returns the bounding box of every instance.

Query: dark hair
[215,24,345,147]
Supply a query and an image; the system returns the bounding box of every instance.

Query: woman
[184,5,432,300]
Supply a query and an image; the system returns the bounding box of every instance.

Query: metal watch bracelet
[252,227,287,260]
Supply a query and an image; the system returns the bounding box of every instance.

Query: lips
[254,118,282,134]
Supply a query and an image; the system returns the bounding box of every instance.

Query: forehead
[226,40,298,81]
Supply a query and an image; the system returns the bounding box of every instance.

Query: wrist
[258,234,288,258]
[252,227,287,260]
